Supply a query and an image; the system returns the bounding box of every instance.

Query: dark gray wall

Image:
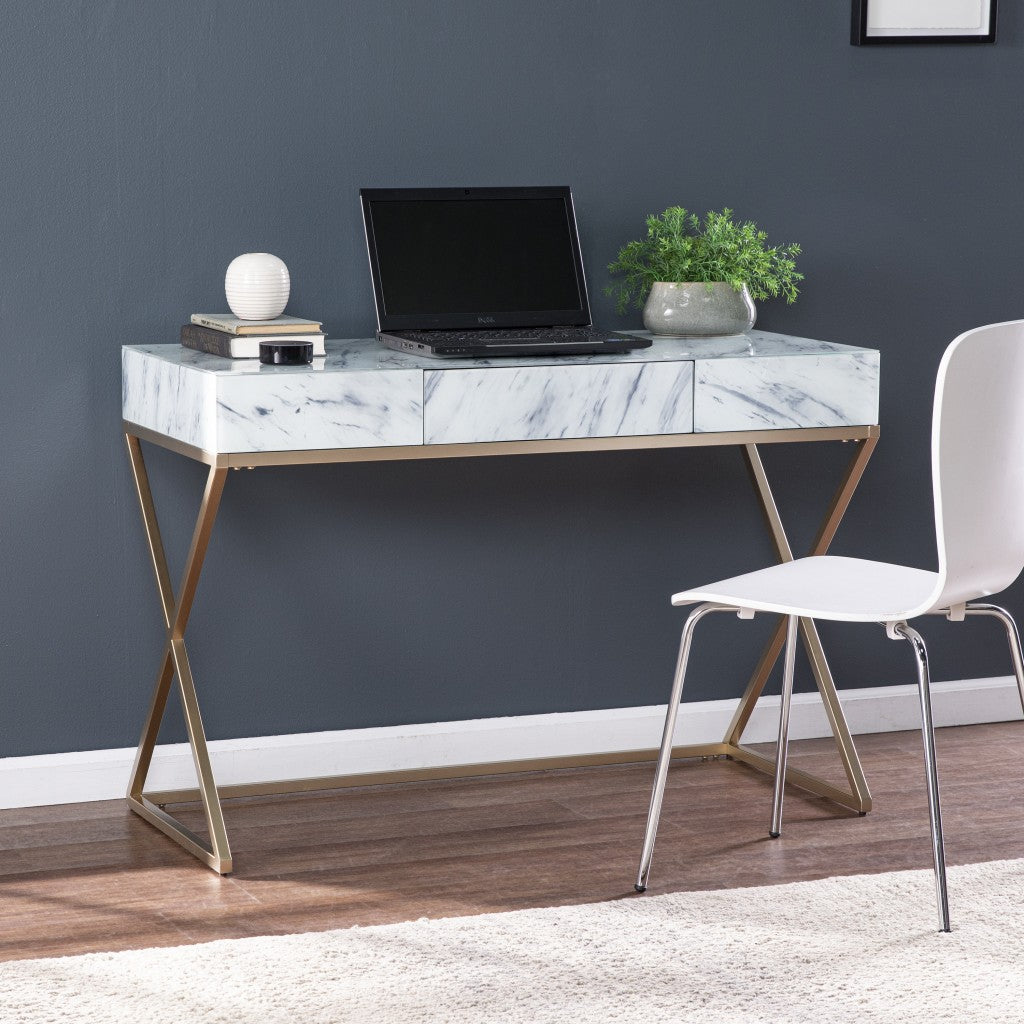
[2,2,1022,756]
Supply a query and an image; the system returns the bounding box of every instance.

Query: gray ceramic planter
[642,281,756,337]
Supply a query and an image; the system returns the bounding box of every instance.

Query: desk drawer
[213,370,423,452]
[423,361,694,444]
[693,352,880,432]
[122,347,423,453]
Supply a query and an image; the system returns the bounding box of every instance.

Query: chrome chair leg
[770,615,799,838]
[964,603,1024,717]
[892,623,951,932]
[635,603,728,893]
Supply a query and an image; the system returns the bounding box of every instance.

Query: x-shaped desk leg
[722,438,878,812]
[124,434,233,873]
[122,427,877,873]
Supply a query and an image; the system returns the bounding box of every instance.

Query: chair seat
[671,554,940,622]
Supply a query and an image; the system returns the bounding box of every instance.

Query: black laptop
[359,186,650,358]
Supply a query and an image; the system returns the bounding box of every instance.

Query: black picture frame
[851,0,997,45]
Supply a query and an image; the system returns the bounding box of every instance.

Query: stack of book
[181,314,326,358]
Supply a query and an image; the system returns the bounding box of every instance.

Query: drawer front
[423,361,694,444]
[693,352,880,432]
[214,370,423,452]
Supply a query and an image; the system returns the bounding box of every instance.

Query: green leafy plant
[607,207,803,314]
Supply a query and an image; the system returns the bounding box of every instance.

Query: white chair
[634,320,1024,932]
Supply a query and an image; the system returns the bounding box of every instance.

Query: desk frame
[123,420,879,874]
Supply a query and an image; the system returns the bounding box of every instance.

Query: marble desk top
[123,332,880,454]
[125,331,875,374]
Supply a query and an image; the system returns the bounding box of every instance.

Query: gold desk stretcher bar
[124,421,879,874]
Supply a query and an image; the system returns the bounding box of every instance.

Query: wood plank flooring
[1,722,1022,962]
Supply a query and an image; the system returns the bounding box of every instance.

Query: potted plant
[607,207,803,338]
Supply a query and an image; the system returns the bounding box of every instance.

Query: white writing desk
[122,332,880,873]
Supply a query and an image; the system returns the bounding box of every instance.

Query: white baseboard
[1,676,1020,810]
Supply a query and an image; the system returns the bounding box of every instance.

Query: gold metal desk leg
[721,436,878,813]
[124,433,233,873]
[120,426,878,872]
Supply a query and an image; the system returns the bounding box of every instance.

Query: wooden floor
[1,721,1022,962]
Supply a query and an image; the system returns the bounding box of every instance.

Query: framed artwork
[851,0,997,44]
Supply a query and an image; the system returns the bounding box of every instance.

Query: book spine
[190,314,323,335]
[190,314,236,335]
[233,323,323,336]
[181,325,326,357]
[180,324,242,357]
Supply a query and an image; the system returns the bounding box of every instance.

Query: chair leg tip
[634,884,647,893]
[769,831,781,839]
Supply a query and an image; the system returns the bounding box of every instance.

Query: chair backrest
[930,319,1024,609]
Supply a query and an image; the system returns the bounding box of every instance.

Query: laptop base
[379,328,650,358]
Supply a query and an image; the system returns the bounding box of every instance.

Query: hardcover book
[190,313,323,336]
[181,323,326,359]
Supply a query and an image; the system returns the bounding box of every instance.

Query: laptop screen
[361,187,592,332]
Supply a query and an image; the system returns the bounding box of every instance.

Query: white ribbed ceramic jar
[225,253,290,320]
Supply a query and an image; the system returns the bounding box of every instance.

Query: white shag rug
[2,859,1023,1023]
